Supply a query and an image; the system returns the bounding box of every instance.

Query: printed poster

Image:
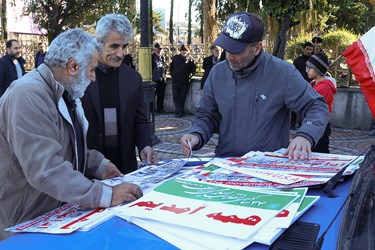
[209,158,308,184]
[221,155,357,177]
[118,179,299,239]
[118,214,254,250]
[264,188,308,228]
[185,162,330,189]
[257,150,364,175]
[102,159,192,193]
[253,195,320,245]
[117,195,319,249]
[6,159,199,235]
[6,203,115,234]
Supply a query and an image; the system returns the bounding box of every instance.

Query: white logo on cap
[224,16,248,39]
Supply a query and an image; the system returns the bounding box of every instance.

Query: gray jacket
[0,64,111,240]
[190,50,329,156]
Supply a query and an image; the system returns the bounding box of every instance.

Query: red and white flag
[342,26,375,118]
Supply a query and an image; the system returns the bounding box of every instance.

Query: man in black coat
[293,41,314,82]
[291,41,314,130]
[0,40,26,97]
[201,45,220,89]
[34,42,46,68]
[170,45,196,118]
[81,14,158,174]
[151,43,167,114]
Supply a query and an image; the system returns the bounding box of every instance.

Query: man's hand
[103,162,123,179]
[140,146,158,165]
[283,136,312,160]
[111,183,143,206]
[180,134,199,156]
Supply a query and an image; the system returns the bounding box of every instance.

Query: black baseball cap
[214,12,264,54]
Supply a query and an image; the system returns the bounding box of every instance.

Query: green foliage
[286,28,358,87]
[322,29,358,87]
[328,0,375,34]
[217,0,260,21]
[262,0,311,21]
[152,10,165,34]
[322,29,358,59]
[23,0,137,43]
[285,29,357,61]
[217,0,237,23]
[285,33,314,60]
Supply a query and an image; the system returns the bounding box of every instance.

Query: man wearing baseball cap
[181,12,329,160]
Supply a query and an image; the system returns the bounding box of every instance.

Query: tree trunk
[272,14,291,60]
[149,0,153,45]
[128,0,137,23]
[169,0,174,44]
[203,0,217,45]
[187,0,192,44]
[200,6,204,43]
[1,0,7,40]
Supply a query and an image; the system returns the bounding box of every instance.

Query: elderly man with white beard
[0,28,143,240]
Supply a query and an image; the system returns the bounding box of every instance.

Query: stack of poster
[5,203,116,234]
[5,151,361,244]
[116,178,318,249]
[183,151,363,189]
[121,196,320,248]
[5,159,199,234]
[101,158,191,193]
[252,195,320,245]
[239,150,362,176]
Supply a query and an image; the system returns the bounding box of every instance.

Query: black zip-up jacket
[0,54,26,97]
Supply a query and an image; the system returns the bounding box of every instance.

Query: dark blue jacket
[201,55,219,89]
[34,51,46,68]
[170,54,196,85]
[0,54,26,97]
[151,52,166,83]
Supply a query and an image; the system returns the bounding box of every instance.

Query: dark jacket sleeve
[19,57,26,75]
[120,66,152,151]
[201,57,212,89]
[203,56,210,71]
[169,56,174,75]
[151,53,156,72]
[190,59,197,77]
[35,52,39,68]
[0,58,5,96]
[133,74,152,151]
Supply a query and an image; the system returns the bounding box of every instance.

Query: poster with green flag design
[118,178,299,239]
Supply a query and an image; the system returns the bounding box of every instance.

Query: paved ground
[153,114,375,161]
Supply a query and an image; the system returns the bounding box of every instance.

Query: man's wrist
[295,132,315,147]
[100,184,112,207]
[190,132,203,150]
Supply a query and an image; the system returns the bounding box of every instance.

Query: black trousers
[155,80,166,112]
[313,123,331,153]
[172,82,189,116]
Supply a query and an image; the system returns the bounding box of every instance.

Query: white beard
[67,70,91,99]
